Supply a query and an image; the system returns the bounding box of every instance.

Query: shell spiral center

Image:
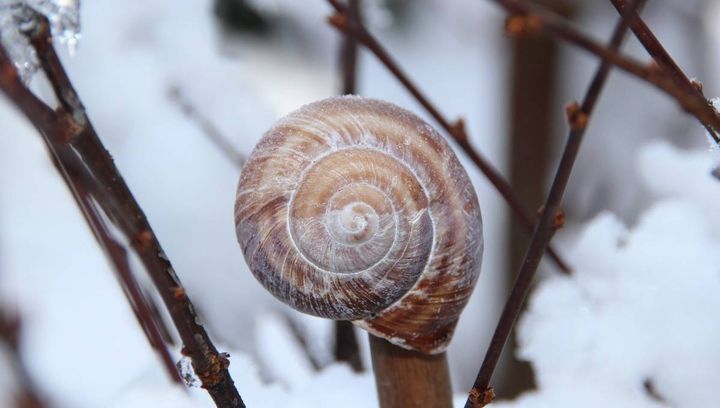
[328,201,378,244]
[289,148,411,274]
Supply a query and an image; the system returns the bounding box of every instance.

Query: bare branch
[0,309,48,408]
[0,10,244,407]
[167,85,246,169]
[486,0,720,144]
[326,0,572,274]
[465,1,645,406]
[606,0,718,139]
[75,183,183,384]
[333,0,365,373]
[339,0,360,95]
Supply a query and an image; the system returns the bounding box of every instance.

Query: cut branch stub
[234,96,484,354]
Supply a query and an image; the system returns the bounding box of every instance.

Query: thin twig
[326,0,572,274]
[340,0,360,95]
[606,0,717,137]
[25,16,243,406]
[643,379,667,403]
[487,0,720,144]
[2,77,179,382]
[144,288,177,347]
[0,11,244,407]
[282,314,322,371]
[74,183,183,384]
[167,85,246,169]
[465,1,645,406]
[0,309,48,408]
[334,321,363,372]
[45,132,182,383]
[609,0,694,91]
[333,0,365,373]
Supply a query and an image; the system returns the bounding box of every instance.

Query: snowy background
[0,0,719,407]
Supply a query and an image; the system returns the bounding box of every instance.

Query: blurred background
[0,0,718,406]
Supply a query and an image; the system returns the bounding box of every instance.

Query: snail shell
[235,96,483,354]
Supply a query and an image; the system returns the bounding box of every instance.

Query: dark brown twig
[643,379,667,403]
[34,112,181,383]
[339,0,360,96]
[609,0,694,91]
[144,288,177,347]
[606,0,717,138]
[326,0,571,274]
[502,0,571,395]
[0,309,48,408]
[74,184,183,384]
[332,4,453,402]
[2,54,179,382]
[465,1,644,406]
[334,321,363,372]
[487,0,720,144]
[167,85,246,169]
[0,11,244,407]
[333,0,365,373]
[282,314,322,371]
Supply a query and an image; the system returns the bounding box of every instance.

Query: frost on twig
[706,98,720,155]
[0,5,245,405]
[0,0,79,82]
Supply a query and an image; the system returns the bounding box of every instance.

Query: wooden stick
[369,335,452,408]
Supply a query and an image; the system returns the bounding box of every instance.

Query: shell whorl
[235,96,483,354]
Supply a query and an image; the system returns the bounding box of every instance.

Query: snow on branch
[0,0,79,82]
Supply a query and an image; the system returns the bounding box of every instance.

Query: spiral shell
[235,96,483,354]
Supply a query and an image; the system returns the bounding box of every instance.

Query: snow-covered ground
[0,0,718,407]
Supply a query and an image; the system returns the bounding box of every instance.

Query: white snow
[105,313,378,408]
[254,313,315,388]
[1,0,719,406]
[0,0,504,405]
[496,141,720,408]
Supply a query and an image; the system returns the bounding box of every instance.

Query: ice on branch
[175,356,201,388]
[0,0,80,83]
[707,97,720,155]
